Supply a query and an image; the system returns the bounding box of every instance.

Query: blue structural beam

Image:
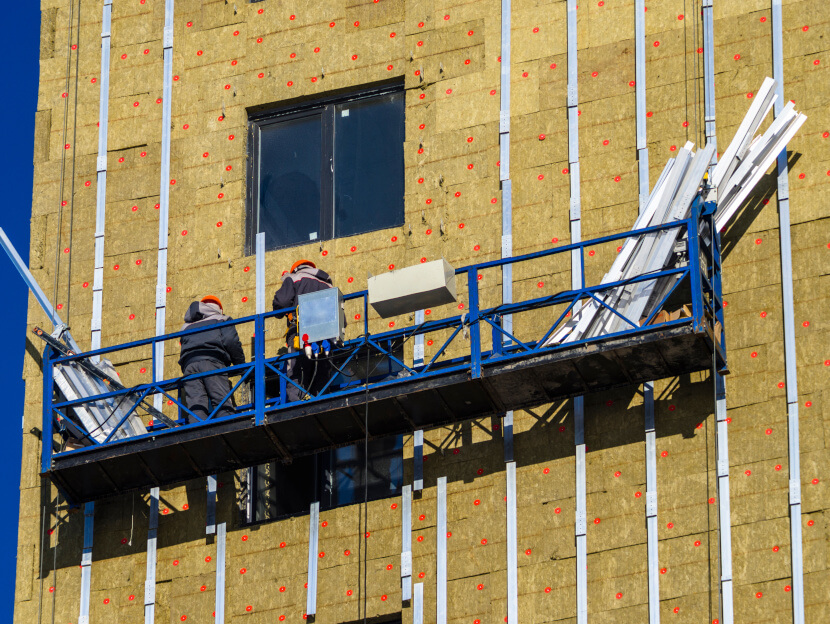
[42,216,725,503]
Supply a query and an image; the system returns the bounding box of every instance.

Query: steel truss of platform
[42,201,725,503]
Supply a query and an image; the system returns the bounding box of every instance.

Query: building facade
[16,0,828,623]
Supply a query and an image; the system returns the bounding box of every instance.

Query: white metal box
[368,259,457,318]
[298,287,345,342]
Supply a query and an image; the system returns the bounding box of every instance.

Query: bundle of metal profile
[52,358,148,446]
[547,77,806,345]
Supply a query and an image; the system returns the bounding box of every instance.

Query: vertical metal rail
[78,502,94,624]
[702,0,717,157]
[635,0,649,210]
[504,407,517,624]
[154,0,174,409]
[146,5,174,621]
[206,475,217,535]
[412,303,424,529]
[91,0,113,355]
[701,3,733,623]
[771,2,804,621]
[246,232,266,520]
[714,376,732,624]
[79,2,111,619]
[566,1,586,622]
[306,501,320,617]
[436,477,447,624]
[255,233,265,315]
[414,310,425,366]
[499,0,518,617]
[144,488,159,623]
[499,0,513,341]
[635,4,659,622]
[574,398,587,623]
[401,485,412,601]
[506,461,518,624]
[413,582,424,624]
[215,521,226,623]
[644,385,660,624]
[413,430,424,491]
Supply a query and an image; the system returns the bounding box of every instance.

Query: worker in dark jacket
[273,260,333,401]
[178,296,245,423]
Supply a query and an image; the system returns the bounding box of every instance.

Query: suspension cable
[53,0,77,313]
[66,0,83,328]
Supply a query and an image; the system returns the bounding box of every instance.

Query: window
[249,435,404,522]
[248,85,405,252]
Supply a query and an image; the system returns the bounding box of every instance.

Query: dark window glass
[334,93,405,238]
[258,114,324,248]
[321,435,403,509]
[250,435,403,522]
[249,86,404,252]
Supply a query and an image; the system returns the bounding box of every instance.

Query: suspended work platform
[42,206,726,503]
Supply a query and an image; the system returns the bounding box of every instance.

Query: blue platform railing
[42,201,725,473]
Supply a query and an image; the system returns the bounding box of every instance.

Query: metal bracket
[501,234,512,258]
[499,111,510,133]
[163,27,174,49]
[789,479,801,506]
[646,491,657,517]
[575,510,586,536]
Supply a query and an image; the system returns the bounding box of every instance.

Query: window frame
[246,81,405,255]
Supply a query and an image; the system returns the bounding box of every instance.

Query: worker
[272,260,334,401]
[178,296,246,423]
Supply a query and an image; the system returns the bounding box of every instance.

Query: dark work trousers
[285,346,332,403]
[181,359,235,423]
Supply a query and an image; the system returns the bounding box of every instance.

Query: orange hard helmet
[290,259,316,273]
[201,295,223,310]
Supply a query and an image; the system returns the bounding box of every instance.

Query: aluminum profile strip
[91,1,113,352]
[643,382,659,624]
[436,477,447,624]
[413,310,425,365]
[635,1,646,151]
[501,179,513,340]
[144,487,159,623]
[636,4,659,621]
[206,475,217,535]
[701,5,731,622]
[715,375,733,624]
[413,430,424,491]
[498,0,511,141]
[771,2,804,621]
[574,396,587,623]
[413,583,424,624]
[401,485,412,601]
[78,502,94,624]
[255,233,265,314]
[215,522,226,623]
[499,0,513,338]
[154,0,175,410]
[566,4,586,617]
[306,502,320,616]
[503,410,513,463]
[702,0,716,157]
[506,462,518,624]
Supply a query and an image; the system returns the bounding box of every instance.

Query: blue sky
[1,5,40,619]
